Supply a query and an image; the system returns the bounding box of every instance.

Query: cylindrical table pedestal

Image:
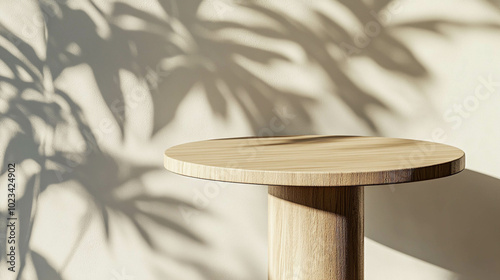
[268,186,364,280]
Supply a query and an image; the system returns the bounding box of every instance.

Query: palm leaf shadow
[45,138,205,246]
[109,0,316,134]
[45,3,142,138]
[0,19,204,275]
[32,250,63,280]
[2,0,500,279]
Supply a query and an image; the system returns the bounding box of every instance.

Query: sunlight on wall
[1,0,500,279]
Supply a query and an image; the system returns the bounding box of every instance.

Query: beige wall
[1,0,499,279]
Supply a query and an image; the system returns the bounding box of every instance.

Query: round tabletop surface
[164,135,465,186]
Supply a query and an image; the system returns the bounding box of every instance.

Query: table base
[268,186,364,280]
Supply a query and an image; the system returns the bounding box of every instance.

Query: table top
[164,135,465,187]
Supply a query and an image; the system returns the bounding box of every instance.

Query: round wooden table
[164,135,465,280]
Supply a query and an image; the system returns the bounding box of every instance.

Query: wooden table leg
[268,186,364,280]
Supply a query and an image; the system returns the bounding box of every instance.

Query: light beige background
[1,0,499,279]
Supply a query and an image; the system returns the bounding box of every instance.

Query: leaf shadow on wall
[365,170,500,280]
[1,0,500,279]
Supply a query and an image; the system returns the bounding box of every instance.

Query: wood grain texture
[164,135,465,186]
[268,186,364,280]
